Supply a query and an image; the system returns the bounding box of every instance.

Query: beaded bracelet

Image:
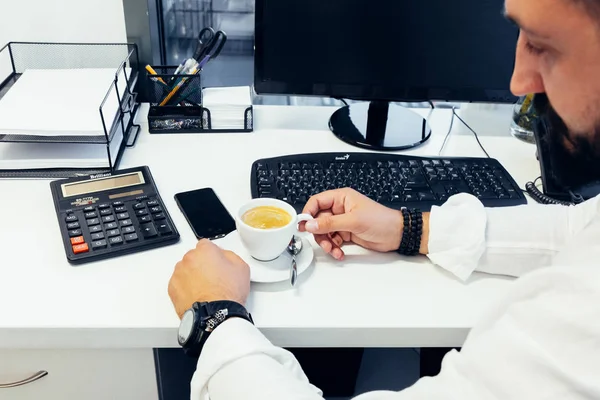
[397,207,423,256]
[398,207,411,255]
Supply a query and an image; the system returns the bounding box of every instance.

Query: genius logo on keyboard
[335,154,350,161]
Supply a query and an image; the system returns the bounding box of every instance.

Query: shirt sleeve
[190,318,323,400]
[426,193,600,280]
[192,268,600,400]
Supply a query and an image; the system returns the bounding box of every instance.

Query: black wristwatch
[177,301,253,357]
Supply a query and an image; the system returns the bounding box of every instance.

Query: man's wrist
[178,301,253,358]
[420,212,430,254]
[395,209,404,250]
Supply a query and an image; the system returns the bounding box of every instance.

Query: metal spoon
[287,236,303,286]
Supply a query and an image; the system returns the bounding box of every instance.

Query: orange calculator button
[72,243,89,254]
[70,236,85,245]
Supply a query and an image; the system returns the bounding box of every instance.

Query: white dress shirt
[190,194,600,400]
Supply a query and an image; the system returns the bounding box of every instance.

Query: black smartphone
[174,188,236,240]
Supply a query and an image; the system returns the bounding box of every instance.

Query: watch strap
[183,300,253,357]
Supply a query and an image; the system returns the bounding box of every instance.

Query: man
[168,0,600,398]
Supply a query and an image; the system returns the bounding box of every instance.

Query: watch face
[178,309,195,345]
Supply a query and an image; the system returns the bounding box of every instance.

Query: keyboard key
[135,209,148,217]
[120,219,133,227]
[70,236,85,245]
[100,209,113,216]
[156,222,172,235]
[112,201,124,207]
[404,194,417,202]
[65,214,78,223]
[139,215,152,223]
[109,236,124,245]
[140,223,158,238]
[89,225,102,233]
[114,206,127,213]
[122,226,136,234]
[98,203,110,209]
[84,211,97,219]
[87,218,100,226]
[91,232,105,240]
[476,191,498,200]
[133,203,145,210]
[102,215,115,223]
[147,200,159,207]
[68,229,83,237]
[66,221,80,230]
[107,229,120,237]
[153,213,166,220]
[391,194,402,202]
[124,233,139,242]
[438,193,449,202]
[149,206,162,214]
[418,192,437,201]
[105,222,118,229]
[117,212,130,220]
[72,243,89,254]
[83,206,95,212]
[91,239,107,250]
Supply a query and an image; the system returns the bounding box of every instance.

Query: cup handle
[295,214,314,237]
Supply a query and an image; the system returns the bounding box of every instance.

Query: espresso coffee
[242,206,292,229]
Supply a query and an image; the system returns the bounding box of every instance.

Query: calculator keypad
[63,197,175,259]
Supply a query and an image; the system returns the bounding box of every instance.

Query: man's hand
[301,188,405,260]
[168,239,250,319]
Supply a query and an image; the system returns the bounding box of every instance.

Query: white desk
[0,104,540,350]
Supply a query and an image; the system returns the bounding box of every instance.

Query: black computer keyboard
[250,153,527,212]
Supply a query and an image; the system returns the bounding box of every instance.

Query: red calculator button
[72,243,89,254]
[70,236,85,245]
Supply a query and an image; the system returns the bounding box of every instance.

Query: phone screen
[174,188,236,240]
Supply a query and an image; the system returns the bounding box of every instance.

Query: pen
[169,58,197,84]
[145,65,168,86]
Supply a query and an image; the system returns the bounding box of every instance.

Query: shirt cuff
[427,193,487,281]
[190,318,314,400]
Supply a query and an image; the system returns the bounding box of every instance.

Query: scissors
[192,27,228,67]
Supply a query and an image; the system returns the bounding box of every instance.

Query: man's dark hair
[575,0,600,18]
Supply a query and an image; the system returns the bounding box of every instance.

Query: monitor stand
[328,101,432,151]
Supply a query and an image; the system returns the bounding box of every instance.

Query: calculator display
[61,172,145,197]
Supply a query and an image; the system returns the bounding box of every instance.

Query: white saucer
[216,231,314,283]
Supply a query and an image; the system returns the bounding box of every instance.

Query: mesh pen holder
[147,65,209,133]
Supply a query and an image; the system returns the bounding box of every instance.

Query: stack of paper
[0,68,128,170]
[0,128,123,170]
[202,86,252,130]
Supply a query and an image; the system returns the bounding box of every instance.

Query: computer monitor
[254,0,519,151]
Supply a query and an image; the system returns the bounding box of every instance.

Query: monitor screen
[255,0,519,103]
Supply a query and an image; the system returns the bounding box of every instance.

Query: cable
[336,98,349,106]
[428,100,435,109]
[525,179,574,206]
[438,107,456,156]
[452,109,491,158]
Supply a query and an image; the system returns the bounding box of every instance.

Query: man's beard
[533,94,600,190]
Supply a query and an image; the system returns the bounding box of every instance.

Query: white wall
[0,0,127,46]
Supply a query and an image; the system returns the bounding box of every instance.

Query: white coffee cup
[236,198,313,261]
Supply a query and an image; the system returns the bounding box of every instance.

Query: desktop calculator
[50,166,180,265]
